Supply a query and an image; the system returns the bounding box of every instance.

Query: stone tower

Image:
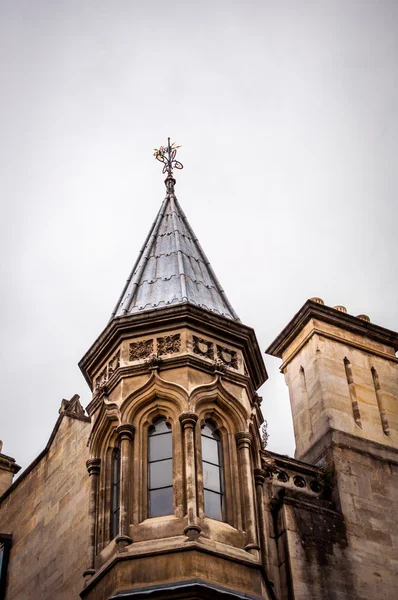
[266,297,398,463]
[266,297,398,598]
[78,156,273,599]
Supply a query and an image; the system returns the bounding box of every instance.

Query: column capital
[254,468,266,485]
[86,458,101,476]
[179,412,198,429]
[235,431,252,447]
[116,424,135,441]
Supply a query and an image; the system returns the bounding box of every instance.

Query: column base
[184,524,201,541]
[83,568,96,585]
[116,534,133,552]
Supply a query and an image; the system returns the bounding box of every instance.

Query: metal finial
[153,137,183,180]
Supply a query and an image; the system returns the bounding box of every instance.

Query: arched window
[201,421,223,521]
[110,446,120,539]
[148,417,173,517]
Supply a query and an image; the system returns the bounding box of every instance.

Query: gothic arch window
[201,421,224,521]
[148,417,173,517]
[110,446,120,539]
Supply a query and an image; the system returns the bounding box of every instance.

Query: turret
[79,141,273,600]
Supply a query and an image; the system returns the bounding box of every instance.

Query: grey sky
[1,1,397,471]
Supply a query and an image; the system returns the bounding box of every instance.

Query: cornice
[266,299,398,358]
[80,304,267,392]
[278,327,398,372]
[80,540,264,599]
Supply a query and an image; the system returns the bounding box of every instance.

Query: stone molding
[116,424,135,441]
[235,432,252,448]
[253,468,266,485]
[86,458,101,476]
[179,412,198,428]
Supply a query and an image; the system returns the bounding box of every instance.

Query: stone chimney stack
[266,298,398,463]
[0,441,21,497]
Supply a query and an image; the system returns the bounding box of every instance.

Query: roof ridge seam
[131,274,223,290]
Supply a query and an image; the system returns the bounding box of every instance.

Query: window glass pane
[150,419,171,435]
[203,461,221,493]
[204,489,222,521]
[112,482,118,507]
[113,451,120,482]
[201,436,219,464]
[149,433,172,462]
[149,459,172,490]
[149,487,173,517]
[202,423,220,439]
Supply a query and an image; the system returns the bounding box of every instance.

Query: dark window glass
[201,421,223,521]
[148,417,173,518]
[0,535,11,600]
[110,446,120,539]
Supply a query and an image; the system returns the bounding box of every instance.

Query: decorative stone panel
[129,340,154,361]
[157,334,181,356]
[216,345,238,370]
[108,350,120,377]
[95,367,107,391]
[192,335,214,359]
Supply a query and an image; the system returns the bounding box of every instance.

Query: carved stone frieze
[192,335,214,359]
[129,339,154,361]
[108,350,120,377]
[216,345,238,370]
[157,334,181,356]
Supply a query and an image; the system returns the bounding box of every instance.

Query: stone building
[1,153,397,599]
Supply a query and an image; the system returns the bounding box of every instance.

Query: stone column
[254,468,270,573]
[179,412,201,540]
[116,424,135,551]
[235,432,259,557]
[83,458,101,580]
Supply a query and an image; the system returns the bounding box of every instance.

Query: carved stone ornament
[129,339,154,361]
[157,334,181,356]
[59,394,85,418]
[146,353,161,370]
[95,367,107,392]
[216,345,238,370]
[108,350,120,377]
[192,335,214,359]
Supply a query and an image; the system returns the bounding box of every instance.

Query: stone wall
[0,414,90,600]
[273,433,398,600]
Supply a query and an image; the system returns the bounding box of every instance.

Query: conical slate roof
[111,185,239,321]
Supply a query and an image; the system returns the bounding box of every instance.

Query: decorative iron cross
[153,138,183,178]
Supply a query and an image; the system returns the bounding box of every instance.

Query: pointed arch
[120,371,188,425]
[190,377,247,433]
[89,400,120,458]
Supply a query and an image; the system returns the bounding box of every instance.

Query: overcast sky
[1,1,397,472]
